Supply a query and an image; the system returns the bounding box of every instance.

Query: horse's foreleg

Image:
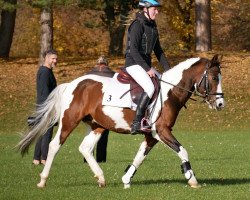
[157,130,200,188]
[122,135,158,189]
[37,130,61,188]
[177,146,200,188]
[79,130,105,187]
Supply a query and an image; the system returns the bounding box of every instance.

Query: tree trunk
[195,0,211,52]
[39,7,53,65]
[108,25,126,56]
[104,0,129,56]
[0,0,17,59]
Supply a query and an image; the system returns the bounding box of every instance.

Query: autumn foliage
[8,0,250,58]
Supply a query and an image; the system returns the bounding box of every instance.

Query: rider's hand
[147,68,155,77]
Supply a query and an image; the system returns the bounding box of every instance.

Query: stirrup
[131,118,151,135]
[131,121,141,135]
[140,118,152,133]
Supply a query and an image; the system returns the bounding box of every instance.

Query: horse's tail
[17,83,68,156]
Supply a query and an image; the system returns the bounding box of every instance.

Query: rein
[159,79,198,97]
[160,62,224,100]
[146,62,225,128]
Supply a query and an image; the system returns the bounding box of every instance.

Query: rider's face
[144,7,159,20]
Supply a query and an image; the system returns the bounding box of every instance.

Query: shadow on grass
[199,178,250,185]
[53,177,250,188]
[132,178,250,186]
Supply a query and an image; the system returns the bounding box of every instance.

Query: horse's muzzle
[209,97,225,110]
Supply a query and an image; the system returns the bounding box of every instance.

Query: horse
[17,54,225,189]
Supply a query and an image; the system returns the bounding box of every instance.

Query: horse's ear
[211,54,223,65]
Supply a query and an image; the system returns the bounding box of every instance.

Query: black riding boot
[131,92,150,134]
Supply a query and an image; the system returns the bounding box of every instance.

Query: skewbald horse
[17,54,224,189]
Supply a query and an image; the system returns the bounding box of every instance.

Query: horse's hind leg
[122,134,158,189]
[37,126,62,188]
[79,127,105,187]
[37,120,79,188]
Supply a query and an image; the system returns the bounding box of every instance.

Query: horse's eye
[212,76,218,81]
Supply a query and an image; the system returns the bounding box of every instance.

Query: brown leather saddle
[117,68,160,105]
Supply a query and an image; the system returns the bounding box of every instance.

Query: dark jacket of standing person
[33,49,57,166]
[36,66,57,105]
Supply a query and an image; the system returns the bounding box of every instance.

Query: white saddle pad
[102,73,136,109]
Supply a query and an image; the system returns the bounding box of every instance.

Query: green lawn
[1,127,249,200]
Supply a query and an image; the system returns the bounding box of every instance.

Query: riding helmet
[138,0,161,8]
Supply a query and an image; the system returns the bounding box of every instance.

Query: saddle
[117,68,160,105]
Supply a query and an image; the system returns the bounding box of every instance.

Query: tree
[162,0,195,51]
[195,0,211,52]
[28,0,54,65]
[79,0,136,56]
[0,0,17,59]
[103,0,134,56]
[39,7,53,65]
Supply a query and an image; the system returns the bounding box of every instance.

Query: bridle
[160,62,224,100]
[194,62,224,103]
[145,61,225,128]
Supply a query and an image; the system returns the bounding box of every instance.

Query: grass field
[1,129,249,200]
[0,53,249,199]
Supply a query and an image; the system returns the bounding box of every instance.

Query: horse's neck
[160,58,200,102]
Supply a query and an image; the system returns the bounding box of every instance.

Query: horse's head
[195,54,225,110]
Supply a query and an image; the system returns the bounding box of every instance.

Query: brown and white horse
[18,54,224,189]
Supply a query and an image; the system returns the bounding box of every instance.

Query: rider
[125,0,170,134]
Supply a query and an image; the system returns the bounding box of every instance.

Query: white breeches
[126,65,155,98]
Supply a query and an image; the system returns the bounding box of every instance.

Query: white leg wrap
[178,146,200,188]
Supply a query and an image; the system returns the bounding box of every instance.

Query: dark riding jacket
[125,12,170,72]
[36,66,57,105]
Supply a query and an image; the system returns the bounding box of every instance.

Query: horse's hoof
[37,182,46,188]
[190,183,201,189]
[98,181,106,188]
[97,180,106,188]
[37,173,47,188]
[94,175,106,188]
[124,183,131,189]
[188,176,200,188]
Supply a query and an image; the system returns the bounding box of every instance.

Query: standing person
[33,49,57,165]
[86,55,112,162]
[86,55,115,78]
[124,0,171,134]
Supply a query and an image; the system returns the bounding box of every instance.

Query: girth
[117,68,160,105]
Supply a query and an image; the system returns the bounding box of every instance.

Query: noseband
[194,62,224,102]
